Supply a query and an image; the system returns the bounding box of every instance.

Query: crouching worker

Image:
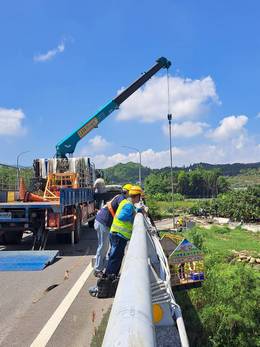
[89,186,142,298]
[93,183,132,278]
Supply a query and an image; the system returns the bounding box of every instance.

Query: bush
[189,228,205,250]
[189,187,260,222]
[210,225,230,234]
[188,261,260,347]
[146,200,162,220]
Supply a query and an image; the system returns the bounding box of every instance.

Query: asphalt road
[0,225,113,347]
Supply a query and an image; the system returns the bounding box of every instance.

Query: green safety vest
[110,199,134,240]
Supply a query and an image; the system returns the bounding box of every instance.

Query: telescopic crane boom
[56,57,171,158]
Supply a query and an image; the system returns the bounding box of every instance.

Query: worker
[94,173,106,209]
[93,184,132,278]
[105,185,142,277]
[94,174,106,194]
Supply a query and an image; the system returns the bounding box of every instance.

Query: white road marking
[30,262,93,347]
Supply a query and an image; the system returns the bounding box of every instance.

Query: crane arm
[56,57,171,158]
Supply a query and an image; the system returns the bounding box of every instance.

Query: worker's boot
[96,275,113,298]
[95,274,119,298]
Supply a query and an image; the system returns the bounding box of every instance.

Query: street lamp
[167,113,175,228]
[122,146,142,187]
[16,151,30,190]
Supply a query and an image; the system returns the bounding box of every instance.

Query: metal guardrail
[102,213,189,347]
[102,213,156,347]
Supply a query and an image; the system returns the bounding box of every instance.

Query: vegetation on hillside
[174,226,260,347]
[101,161,260,185]
[0,165,33,190]
[103,162,151,184]
[144,168,229,199]
[228,168,260,189]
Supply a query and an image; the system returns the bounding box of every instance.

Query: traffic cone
[19,177,26,201]
[25,192,47,202]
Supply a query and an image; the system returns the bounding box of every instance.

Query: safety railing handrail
[102,212,156,347]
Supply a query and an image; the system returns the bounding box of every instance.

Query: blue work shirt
[95,194,125,228]
[117,201,135,222]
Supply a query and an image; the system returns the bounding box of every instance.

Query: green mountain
[101,161,260,184]
[103,162,152,184]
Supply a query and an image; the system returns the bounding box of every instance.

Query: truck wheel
[3,230,23,244]
[88,219,95,228]
[74,210,81,244]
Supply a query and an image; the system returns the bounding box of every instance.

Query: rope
[166,68,171,116]
[166,67,175,228]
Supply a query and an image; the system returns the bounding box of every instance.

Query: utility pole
[16,151,30,191]
[168,113,175,228]
[122,146,142,187]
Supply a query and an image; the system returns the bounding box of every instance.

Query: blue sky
[0,0,260,168]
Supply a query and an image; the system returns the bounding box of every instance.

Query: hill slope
[102,161,260,184]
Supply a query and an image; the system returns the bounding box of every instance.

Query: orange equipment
[43,172,79,200]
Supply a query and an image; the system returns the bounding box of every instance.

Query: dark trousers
[105,233,127,276]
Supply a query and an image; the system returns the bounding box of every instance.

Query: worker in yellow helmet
[105,185,142,276]
[92,183,132,278]
[122,183,132,193]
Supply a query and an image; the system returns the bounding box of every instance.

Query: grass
[174,226,260,346]
[91,307,111,347]
[228,173,260,189]
[184,226,260,259]
[155,199,201,217]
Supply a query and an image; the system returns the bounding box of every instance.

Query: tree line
[190,186,260,222]
[144,168,230,198]
[102,161,260,184]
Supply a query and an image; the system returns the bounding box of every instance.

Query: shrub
[146,200,162,220]
[189,187,260,222]
[189,228,205,250]
[189,262,260,347]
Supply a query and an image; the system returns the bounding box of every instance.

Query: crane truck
[0,57,171,250]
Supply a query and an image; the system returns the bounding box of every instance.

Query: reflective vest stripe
[110,199,133,240]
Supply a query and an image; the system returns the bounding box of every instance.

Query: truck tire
[3,230,23,244]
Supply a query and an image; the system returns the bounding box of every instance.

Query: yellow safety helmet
[122,183,132,192]
[129,185,142,196]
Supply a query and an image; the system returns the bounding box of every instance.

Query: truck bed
[0,201,59,207]
[0,187,94,214]
[0,201,60,213]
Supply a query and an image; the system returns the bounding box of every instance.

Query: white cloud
[92,138,260,169]
[92,147,185,169]
[81,135,110,155]
[256,112,260,119]
[162,121,209,138]
[116,75,219,123]
[207,115,248,141]
[0,107,26,135]
[34,40,65,62]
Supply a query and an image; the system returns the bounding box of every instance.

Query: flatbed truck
[0,187,95,249]
[0,57,171,250]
